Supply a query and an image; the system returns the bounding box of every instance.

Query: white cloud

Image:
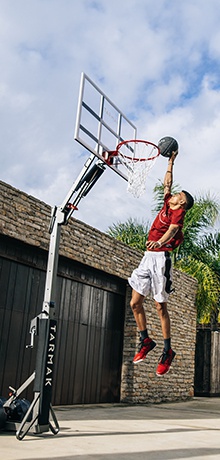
[0,0,220,233]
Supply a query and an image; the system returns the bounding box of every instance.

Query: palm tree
[176,230,220,322]
[107,184,220,323]
[170,189,220,322]
[175,192,219,260]
[108,218,150,252]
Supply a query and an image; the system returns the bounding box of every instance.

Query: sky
[1,0,220,233]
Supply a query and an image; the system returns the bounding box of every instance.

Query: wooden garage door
[0,235,126,405]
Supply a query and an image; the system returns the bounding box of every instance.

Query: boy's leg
[155,300,176,375]
[154,301,170,340]
[130,289,146,331]
[130,289,156,363]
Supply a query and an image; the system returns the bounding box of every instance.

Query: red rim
[116,139,160,161]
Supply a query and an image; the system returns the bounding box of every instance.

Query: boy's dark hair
[182,190,194,210]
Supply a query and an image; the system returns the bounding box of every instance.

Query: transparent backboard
[74,73,137,181]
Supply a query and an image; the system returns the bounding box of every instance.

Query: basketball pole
[4,71,137,440]
[4,153,106,440]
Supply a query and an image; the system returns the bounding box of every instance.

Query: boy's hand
[170,149,178,162]
[146,240,161,250]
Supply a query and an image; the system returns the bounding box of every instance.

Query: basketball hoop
[103,140,160,198]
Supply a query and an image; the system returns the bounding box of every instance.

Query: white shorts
[128,251,173,303]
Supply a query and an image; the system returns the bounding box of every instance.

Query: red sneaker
[156,348,176,376]
[133,338,156,363]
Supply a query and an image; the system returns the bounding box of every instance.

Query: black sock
[140,329,148,340]
[164,338,171,352]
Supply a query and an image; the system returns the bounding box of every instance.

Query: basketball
[158,136,178,158]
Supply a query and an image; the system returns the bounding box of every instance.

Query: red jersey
[148,193,185,251]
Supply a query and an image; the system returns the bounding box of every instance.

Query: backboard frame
[74,72,137,181]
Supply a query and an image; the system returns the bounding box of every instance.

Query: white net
[117,140,159,198]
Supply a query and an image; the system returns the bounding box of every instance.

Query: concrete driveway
[1,397,220,460]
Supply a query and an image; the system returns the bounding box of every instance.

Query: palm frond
[176,256,220,322]
[107,218,150,252]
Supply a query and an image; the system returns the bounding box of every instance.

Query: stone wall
[0,180,140,278]
[0,180,198,403]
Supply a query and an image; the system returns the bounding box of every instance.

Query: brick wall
[0,180,198,403]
